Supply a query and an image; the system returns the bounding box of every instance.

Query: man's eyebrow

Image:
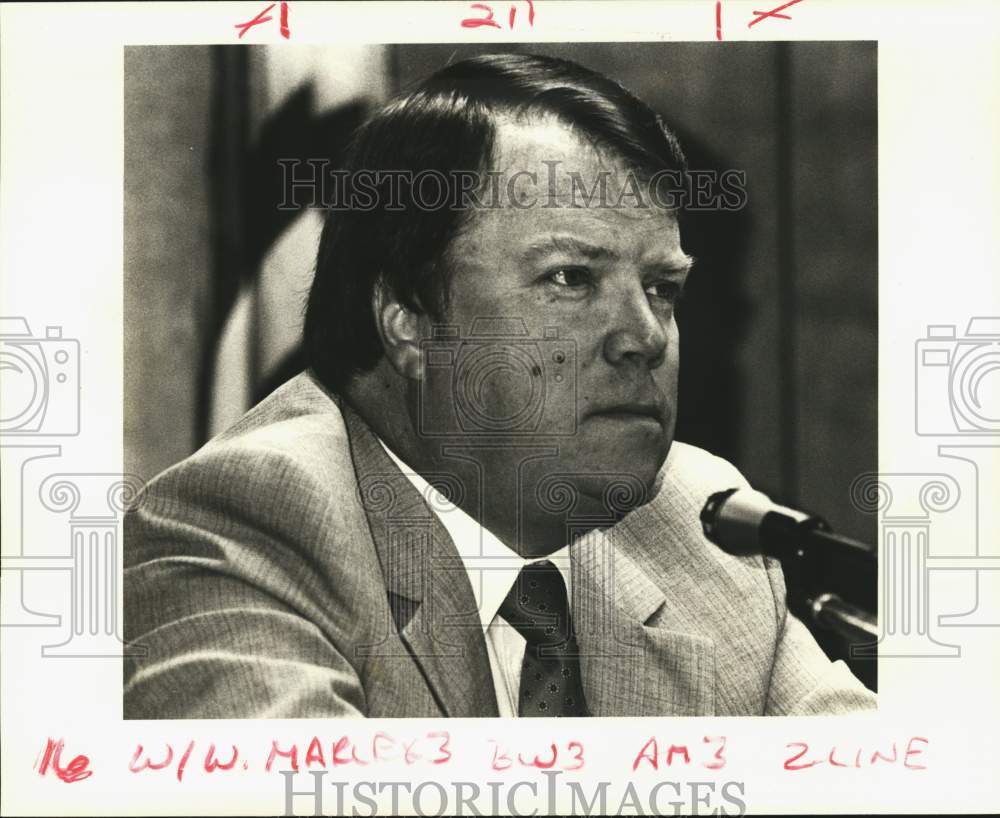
[641,253,696,277]
[520,234,618,262]
[520,234,695,278]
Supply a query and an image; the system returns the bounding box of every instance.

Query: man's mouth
[588,403,665,426]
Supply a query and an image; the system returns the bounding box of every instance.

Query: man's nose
[602,287,669,369]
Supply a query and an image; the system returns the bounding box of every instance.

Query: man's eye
[645,280,683,302]
[548,267,591,288]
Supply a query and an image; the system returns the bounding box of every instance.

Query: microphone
[699,488,876,565]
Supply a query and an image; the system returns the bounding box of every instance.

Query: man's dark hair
[303,52,686,392]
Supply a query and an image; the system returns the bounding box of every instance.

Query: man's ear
[373,279,427,381]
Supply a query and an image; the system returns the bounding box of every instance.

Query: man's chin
[551,441,670,519]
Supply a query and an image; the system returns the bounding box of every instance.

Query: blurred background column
[125,44,388,479]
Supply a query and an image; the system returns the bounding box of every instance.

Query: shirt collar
[377,438,572,631]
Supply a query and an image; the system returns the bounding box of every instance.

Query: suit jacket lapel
[572,525,716,716]
[341,401,499,717]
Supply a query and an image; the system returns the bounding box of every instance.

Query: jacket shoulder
[140,373,354,507]
[124,371,371,590]
[123,373,385,717]
[200,372,351,474]
[657,440,751,498]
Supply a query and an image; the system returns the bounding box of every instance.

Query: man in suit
[124,53,876,718]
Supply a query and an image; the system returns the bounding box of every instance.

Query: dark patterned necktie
[498,560,589,717]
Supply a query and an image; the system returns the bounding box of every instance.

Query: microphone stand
[808,593,877,645]
[758,514,878,645]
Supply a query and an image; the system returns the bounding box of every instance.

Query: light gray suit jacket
[124,371,876,718]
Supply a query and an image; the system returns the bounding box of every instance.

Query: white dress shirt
[378,439,572,717]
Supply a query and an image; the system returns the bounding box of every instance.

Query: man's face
[415,116,691,530]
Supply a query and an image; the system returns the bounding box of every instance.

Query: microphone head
[700,488,737,538]
[701,487,773,553]
[701,488,815,557]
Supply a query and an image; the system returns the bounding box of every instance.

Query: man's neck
[345,367,575,558]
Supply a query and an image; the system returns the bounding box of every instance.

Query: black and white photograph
[123,41,878,718]
[2,2,998,815]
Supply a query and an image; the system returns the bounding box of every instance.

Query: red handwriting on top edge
[461,0,535,30]
[748,0,806,29]
[36,738,93,783]
[715,0,806,40]
[632,736,727,772]
[235,1,290,40]
[784,737,929,771]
